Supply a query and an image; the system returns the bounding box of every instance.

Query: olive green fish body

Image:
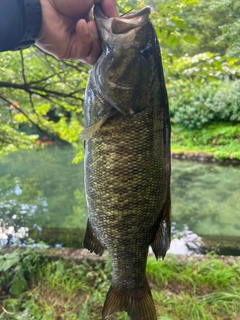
[83,5,171,320]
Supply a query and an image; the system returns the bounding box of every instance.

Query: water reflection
[0,146,239,255]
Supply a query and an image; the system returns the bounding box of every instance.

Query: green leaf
[166,33,181,48]
[0,251,20,272]
[171,17,188,30]
[10,275,28,295]
[183,35,198,43]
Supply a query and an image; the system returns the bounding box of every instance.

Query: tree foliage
[211,0,240,58]
[0,49,90,156]
[167,0,240,57]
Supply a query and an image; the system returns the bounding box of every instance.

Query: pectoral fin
[151,190,171,259]
[80,113,111,140]
[83,219,105,256]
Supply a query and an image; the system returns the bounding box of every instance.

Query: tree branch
[0,96,54,139]
[20,51,27,84]
[0,81,84,101]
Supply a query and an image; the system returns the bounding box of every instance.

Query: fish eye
[139,44,153,60]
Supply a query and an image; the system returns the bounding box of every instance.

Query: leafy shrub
[170,80,240,129]
[0,249,45,296]
[213,80,240,121]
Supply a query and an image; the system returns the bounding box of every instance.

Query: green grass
[147,255,240,320]
[171,122,240,161]
[0,249,239,320]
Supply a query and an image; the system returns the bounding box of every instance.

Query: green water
[172,161,240,236]
[0,145,239,254]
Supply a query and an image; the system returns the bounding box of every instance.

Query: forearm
[0,0,42,52]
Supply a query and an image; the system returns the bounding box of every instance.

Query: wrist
[14,0,42,51]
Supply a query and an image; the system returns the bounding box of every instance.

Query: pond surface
[0,145,239,255]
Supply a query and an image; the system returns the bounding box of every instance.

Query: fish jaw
[94,5,151,46]
[91,4,159,117]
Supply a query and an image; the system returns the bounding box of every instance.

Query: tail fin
[102,280,157,320]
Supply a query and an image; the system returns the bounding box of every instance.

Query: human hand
[36,0,118,64]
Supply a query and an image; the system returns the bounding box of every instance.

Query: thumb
[100,0,118,17]
[51,0,95,18]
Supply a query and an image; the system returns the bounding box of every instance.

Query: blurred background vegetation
[0,0,239,161]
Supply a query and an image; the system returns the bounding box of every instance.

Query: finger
[52,0,95,18]
[76,19,102,64]
[76,19,92,60]
[98,0,119,17]
[85,22,102,65]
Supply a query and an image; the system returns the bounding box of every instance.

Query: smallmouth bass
[82,4,171,320]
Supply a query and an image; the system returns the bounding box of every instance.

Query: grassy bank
[0,249,240,320]
[171,123,240,161]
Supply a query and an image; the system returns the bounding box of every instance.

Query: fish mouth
[94,4,150,39]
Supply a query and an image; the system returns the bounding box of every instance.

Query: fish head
[93,4,160,116]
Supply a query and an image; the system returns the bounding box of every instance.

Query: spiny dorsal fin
[102,280,157,320]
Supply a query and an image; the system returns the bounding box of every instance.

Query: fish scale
[82,4,171,320]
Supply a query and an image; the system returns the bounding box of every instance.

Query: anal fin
[102,280,157,320]
[151,189,171,259]
[83,219,105,256]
